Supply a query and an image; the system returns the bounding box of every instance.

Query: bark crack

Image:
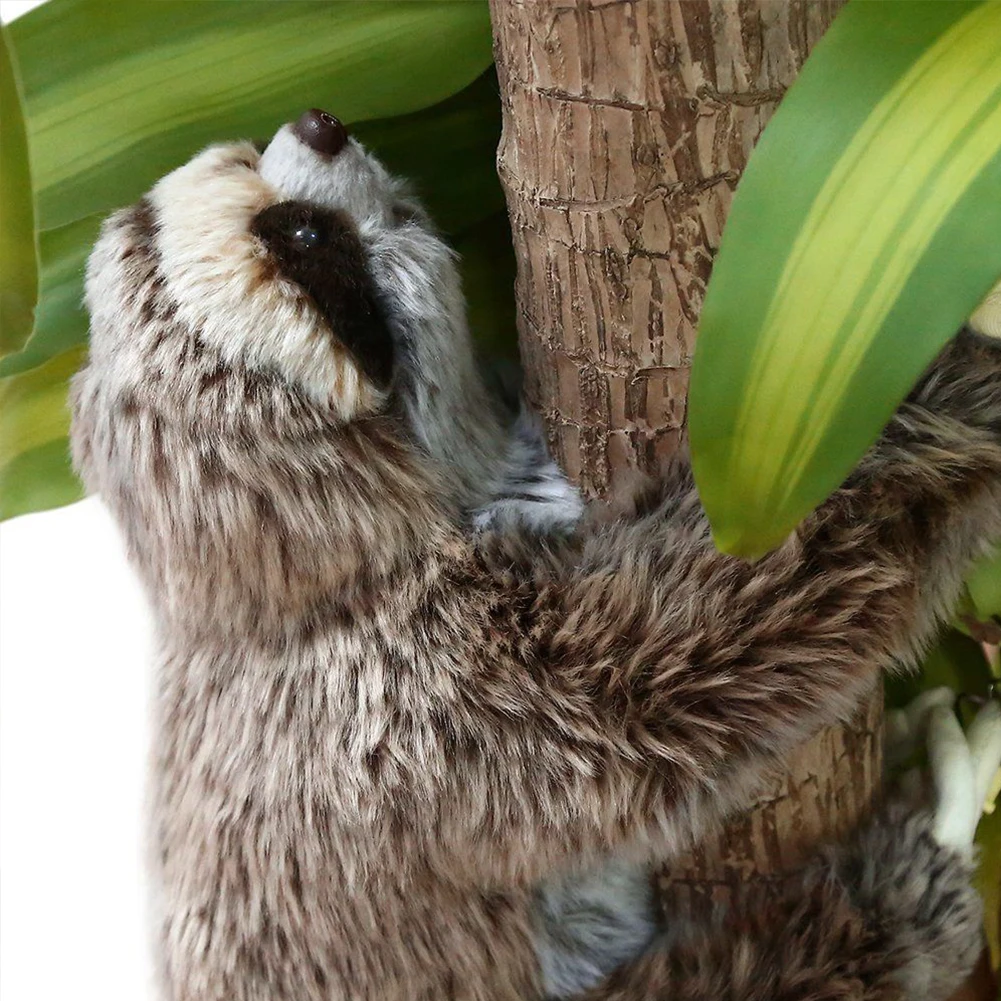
[534,86,648,112]
[695,82,787,107]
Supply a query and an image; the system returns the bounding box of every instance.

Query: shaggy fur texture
[71,122,1001,1000]
[589,808,981,1001]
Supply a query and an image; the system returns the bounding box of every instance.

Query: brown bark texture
[659,684,882,915]
[490,0,843,495]
[489,2,992,997]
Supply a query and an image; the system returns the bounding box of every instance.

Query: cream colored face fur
[148,140,383,419]
[109,126,506,509]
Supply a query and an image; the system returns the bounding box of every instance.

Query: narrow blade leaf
[0,347,84,519]
[689,1,1001,558]
[974,805,1001,968]
[0,3,511,518]
[0,69,509,380]
[885,629,995,711]
[0,214,101,378]
[0,24,37,357]
[966,549,1001,621]
[1,0,494,373]
[9,0,493,231]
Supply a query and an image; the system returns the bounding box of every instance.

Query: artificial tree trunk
[488,1,991,996]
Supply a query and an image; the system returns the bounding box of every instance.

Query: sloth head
[144,110,409,416]
[76,109,505,509]
[72,111,507,624]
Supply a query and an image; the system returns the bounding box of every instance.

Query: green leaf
[0,438,81,521]
[689,1,1001,559]
[352,70,505,240]
[0,23,37,358]
[885,627,995,710]
[453,211,519,361]
[0,214,101,378]
[9,0,493,232]
[0,347,84,520]
[971,274,1001,337]
[966,548,1001,621]
[0,37,503,378]
[0,3,509,518]
[0,70,509,379]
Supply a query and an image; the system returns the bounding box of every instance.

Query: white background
[2,1,156,998]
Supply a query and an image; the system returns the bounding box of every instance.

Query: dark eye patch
[251,201,394,389]
[391,203,419,227]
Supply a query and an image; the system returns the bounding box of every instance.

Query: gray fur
[474,410,584,535]
[825,807,983,1001]
[533,857,659,998]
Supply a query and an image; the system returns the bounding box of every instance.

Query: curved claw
[966,699,1001,812]
[928,706,978,855]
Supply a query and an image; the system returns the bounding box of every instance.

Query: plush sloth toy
[71,109,1001,1001]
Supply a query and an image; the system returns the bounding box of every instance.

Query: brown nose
[293,109,348,156]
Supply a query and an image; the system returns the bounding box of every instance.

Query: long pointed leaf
[0,69,509,380]
[0,23,37,357]
[967,549,1001,621]
[9,0,493,231]
[0,214,100,379]
[689,1,1001,558]
[1,0,494,376]
[886,629,995,711]
[0,347,84,519]
[971,274,1001,337]
[975,804,1001,968]
[0,65,513,518]
[0,3,511,519]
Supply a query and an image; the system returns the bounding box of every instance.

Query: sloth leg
[562,699,1001,1001]
[573,808,980,1001]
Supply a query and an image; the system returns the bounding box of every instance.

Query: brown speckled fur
[71,139,1001,1001]
[592,807,982,1001]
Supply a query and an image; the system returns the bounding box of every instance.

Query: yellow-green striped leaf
[971,275,1001,337]
[0,24,37,358]
[0,347,84,520]
[974,804,1001,968]
[11,0,493,232]
[1,0,497,381]
[0,67,509,381]
[0,1,515,518]
[689,0,1001,559]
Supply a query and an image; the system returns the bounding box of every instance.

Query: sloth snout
[293,109,348,157]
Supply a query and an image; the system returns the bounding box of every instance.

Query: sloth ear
[251,202,395,389]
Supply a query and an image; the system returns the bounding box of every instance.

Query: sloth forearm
[431,333,1001,880]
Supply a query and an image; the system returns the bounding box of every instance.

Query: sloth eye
[292,225,324,248]
[392,204,415,226]
[251,203,340,256]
